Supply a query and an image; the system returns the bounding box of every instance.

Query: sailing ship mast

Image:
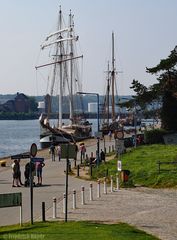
[111,31,116,122]
[101,31,118,133]
[106,61,110,126]
[36,6,82,127]
[36,6,92,148]
[69,10,74,124]
[58,6,63,128]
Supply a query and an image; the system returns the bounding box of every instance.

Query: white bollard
[53,197,57,218]
[63,193,66,214]
[110,175,113,192]
[20,205,22,226]
[89,183,93,201]
[73,189,76,209]
[116,174,120,190]
[81,186,85,205]
[97,180,101,198]
[104,177,107,194]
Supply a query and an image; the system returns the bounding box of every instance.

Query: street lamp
[77,91,100,166]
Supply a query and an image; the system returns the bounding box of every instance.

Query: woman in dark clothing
[100,149,105,163]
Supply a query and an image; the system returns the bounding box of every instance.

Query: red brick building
[0,93,30,113]
[14,93,30,113]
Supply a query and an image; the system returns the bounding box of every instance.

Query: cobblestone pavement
[46,182,177,240]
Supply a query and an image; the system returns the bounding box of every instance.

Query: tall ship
[36,7,92,148]
[101,32,119,134]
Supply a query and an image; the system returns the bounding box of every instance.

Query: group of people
[11,141,107,187]
[49,142,79,162]
[49,141,106,165]
[11,159,45,187]
[79,143,106,165]
[49,144,61,161]
[49,142,92,164]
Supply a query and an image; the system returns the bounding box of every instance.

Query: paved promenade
[1,138,177,240]
[0,137,114,226]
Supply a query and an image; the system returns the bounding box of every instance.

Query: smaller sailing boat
[36,7,92,148]
[101,32,119,134]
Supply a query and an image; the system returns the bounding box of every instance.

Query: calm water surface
[0,120,40,158]
[0,119,98,158]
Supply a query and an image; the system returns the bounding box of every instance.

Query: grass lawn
[0,221,159,240]
[91,144,177,188]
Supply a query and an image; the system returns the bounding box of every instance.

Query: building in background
[38,101,45,114]
[88,103,97,113]
[0,92,30,113]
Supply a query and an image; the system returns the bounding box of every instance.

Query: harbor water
[0,119,98,158]
[0,118,156,158]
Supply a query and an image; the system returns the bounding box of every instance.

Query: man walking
[50,143,55,161]
[36,161,45,186]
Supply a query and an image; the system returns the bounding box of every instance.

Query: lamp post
[77,91,100,166]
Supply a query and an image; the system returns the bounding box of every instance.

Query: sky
[0,0,177,96]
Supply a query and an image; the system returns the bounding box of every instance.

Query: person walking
[36,161,45,186]
[80,143,86,164]
[12,160,20,187]
[50,143,56,161]
[17,159,23,185]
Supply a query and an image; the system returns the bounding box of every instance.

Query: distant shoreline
[0,112,84,120]
[0,112,130,120]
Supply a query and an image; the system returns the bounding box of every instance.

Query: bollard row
[51,174,120,220]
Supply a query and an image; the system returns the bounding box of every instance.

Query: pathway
[0,138,177,240]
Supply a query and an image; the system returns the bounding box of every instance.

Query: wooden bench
[157,161,177,173]
[0,160,6,167]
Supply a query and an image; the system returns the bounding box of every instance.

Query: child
[57,145,61,161]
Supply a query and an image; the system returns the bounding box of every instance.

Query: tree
[28,96,38,112]
[131,46,177,131]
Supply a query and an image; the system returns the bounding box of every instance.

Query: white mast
[69,10,74,123]
[36,6,83,128]
[58,6,63,128]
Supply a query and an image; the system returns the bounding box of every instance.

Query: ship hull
[39,120,92,148]
[40,131,92,148]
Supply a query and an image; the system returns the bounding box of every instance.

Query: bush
[144,129,168,144]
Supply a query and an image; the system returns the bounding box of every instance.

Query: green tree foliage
[131,46,177,131]
[0,112,38,120]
